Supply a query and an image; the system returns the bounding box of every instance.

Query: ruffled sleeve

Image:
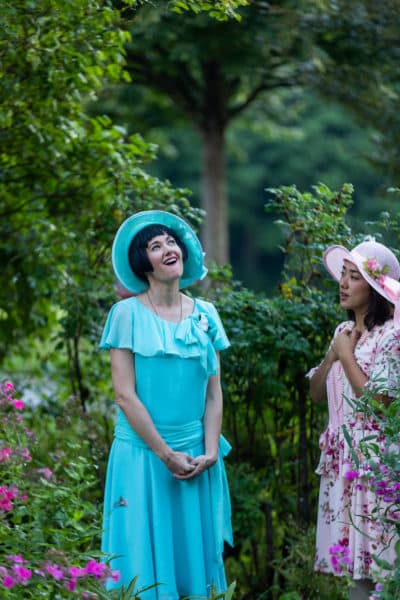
[100,299,135,351]
[100,298,230,377]
[366,321,400,396]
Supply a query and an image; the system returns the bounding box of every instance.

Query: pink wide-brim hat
[323,238,400,325]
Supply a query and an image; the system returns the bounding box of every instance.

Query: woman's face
[145,232,184,284]
[339,259,371,314]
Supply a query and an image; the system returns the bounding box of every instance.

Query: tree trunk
[200,127,229,265]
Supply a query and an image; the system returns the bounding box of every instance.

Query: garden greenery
[2,0,400,598]
[3,182,400,598]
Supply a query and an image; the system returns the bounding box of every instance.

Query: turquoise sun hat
[111,210,208,293]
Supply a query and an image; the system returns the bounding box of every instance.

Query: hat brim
[111,210,208,293]
[323,244,396,305]
[323,245,354,282]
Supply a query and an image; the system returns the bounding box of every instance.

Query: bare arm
[176,353,223,480]
[110,348,194,476]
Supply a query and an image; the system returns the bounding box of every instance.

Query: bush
[0,379,119,597]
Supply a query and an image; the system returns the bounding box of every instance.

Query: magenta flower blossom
[44,563,64,580]
[0,447,12,462]
[13,399,24,410]
[329,543,352,574]
[12,565,32,585]
[6,555,26,564]
[66,578,77,591]
[345,469,360,481]
[0,485,19,512]
[84,559,107,579]
[2,575,15,588]
[4,381,14,391]
[69,565,86,578]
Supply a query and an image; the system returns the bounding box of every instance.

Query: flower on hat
[363,258,389,281]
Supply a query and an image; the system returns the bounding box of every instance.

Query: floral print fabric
[311,319,400,579]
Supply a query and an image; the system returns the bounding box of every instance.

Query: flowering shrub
[0,380,120,598]
[329,542,352,575]
[0,380,236,600]
[328,388,400,599]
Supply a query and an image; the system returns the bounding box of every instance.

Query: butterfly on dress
[114,496,128,508]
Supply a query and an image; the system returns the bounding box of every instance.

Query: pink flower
[111,569,120,582]
[69,566,85,578]
[0,485,18,512]
[345,469,359,481]
[367,258,379,272]
[45,563,64,580]
[12,565,31,584]
[66,578,77,591]
[329,543,352,574]
[13,399,24,410]
[84,559,107,579]
[2,575,15,588]
[37,467,53,481]
[6,555,26,564]
[0,447,12,462]
[21,448,32,461]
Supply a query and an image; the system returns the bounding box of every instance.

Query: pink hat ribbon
[379,276,400,326]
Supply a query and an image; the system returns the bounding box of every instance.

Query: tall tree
[116,1,309,264]
[94,0,400,265]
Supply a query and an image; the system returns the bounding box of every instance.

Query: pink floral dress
[310,319,400,579]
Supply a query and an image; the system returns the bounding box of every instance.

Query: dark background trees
[89,0,400,289]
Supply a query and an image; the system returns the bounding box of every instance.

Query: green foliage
[169,0,248,20]
[274,522,348,599]
[340,389,400,600]
[0,0,205,417]
[214,283,340,596]
[0,380,118,597]
[304,0,400,178]
[208,183,372,597]
[4,180,400,598]
[265,181,355,286]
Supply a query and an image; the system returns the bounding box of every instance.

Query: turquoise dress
[100,296,233,600]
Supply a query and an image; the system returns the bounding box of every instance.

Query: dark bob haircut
[128,224,188,281]
[347,286,393,331]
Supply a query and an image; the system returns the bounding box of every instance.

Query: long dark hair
[128,224,188,281]
[347,287,393,330]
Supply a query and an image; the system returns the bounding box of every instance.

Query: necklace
[146,291,183,323]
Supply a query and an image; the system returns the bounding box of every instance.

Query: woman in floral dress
[309,238,400,599]
[100,210,233,599]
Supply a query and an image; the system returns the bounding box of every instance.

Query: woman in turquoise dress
[100,210,233,599]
